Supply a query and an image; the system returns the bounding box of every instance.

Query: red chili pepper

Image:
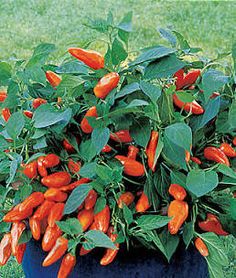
[84,190,98,210]
[48,203,65,228]
[29,217,41,240]
[42,237,68,267]
[135,192,150,212]
[60,178,90,192]
[118,192,135,208]
[233,137,236,146]
[210,92,220,99]
[46,71,62,87]
[168,200,189,235]
[182,70,201,88]
[191,156,202,165]
[80,106,98,134]
[0,233,12,266]
[68,48,104,70]
[168,184,187,201]
[173,93,204,115]
[194,238,209,257]
[204,147,230,166]
[33,200,55,220]
[63,139,75,153]
[3,207,33,223]
[1,108,11,122]
[15,243,27,264]
[110,130,133,143]
[77,209,94,231]
[44,188,68,202]
[198,213,229,236]
[23,110,33,118]
[115,155,145,177]
[19,192,45,212]
[32,98,47,109]
[43,154,60,168]
[146,130,159,171]
[100,227,119,266]
[58,253,76,278]
[219,143,236,158]
[37,157,48,177]
[94,72,120,99]
[68,159,81,174]
[10,222,26,255]
[23,161,38,179]
[0,91,7,102]
[101,145,112,153]
[174,69,185,90]
[94,205,110,233]
[42,225,62,252]
[41,172,71,188]
[127,145,139,160]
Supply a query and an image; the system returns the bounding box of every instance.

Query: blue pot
[22,240,209,278]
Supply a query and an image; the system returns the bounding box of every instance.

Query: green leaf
[136,215,170,230]
[0,62,11,86]
[64,184,92,214]
[112,38,128,65]
[228,100,236,129]
[191,97,221,131]
[95,165,120,184]
[117,11,133,32]
[170,171,186,187]
[91,127,110,154]
[56,60,88,74]
[3,81,19,109]
[33,104,72,128]
[6,112,25,140]
[18,230,32,245]
[85,230,117,249]
[201,69,229,100]
[183,221,194,248]
[186,170,218,197]
[165,123,192,151]
[158,28,177,47]
[123,204,134,225]
[130,46,176,66]
[217,164,236,179]
[130,117,151,147]
[79,140,97,162]
[0,135,9,151]
[115,83,140,99]
[79,162,97,179]
[175,91,195,103]
[57,218,83,235]
[230,199,236,220]
[140,81,162,102]
[94,196,106,214]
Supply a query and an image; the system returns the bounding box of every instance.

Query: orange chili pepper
[146,130,159,171]
[43,154,60,168]
[84,190,97,210]
[23,161,38,179]
[29,217,41,240]
[204,146,230,166]
[219,143,236,158]
[110,130,133,143]
[77,209,94,231]
[37,156,48,177]
[68,159,81,174]
[48,203,65,228]
[135,192,150,212]
[58,253,76,278]
[32,98,47,109]
[94,72,120,99]
[15,243,27,264]
[19,192,45,212]
[42,225,62,252]
[0,91,7,102]
[33,200,55,220]
[80,106,98,134]
[1,108,11,122]
[60,178,90,192]
[0,233,12,266]
[10,222,26,255]
[46,70,62,87]
[44,188,68,202]
[94,205,110,233]
[194,238,209,257]
[118,192,135,208]
[168,184,187,201]
[41,172,71,188]
[115,155,145,177]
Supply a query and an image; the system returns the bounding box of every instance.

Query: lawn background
[0,0,235,277]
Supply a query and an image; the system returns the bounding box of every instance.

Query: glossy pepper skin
[23,110,33,119]
[94,72,120,99]
[58,253,76,278]
[194,238,209,257]
[127,145,139,160]
[63,139,76,153]
[23,161,38,179]
[100,227,119,266]
[19,192,45,212]
[115,155,145,177]
[3,207,33,223]
[44,188,68,202]
[42,225,62,252]
[45,71,62,87]
[48,203,65,228]
[204,147,230,166]
[77,209,94,231]
[198,213,229,236]
[146,131,159,172]
[10,222,26,255]
[37,157,48,177]
[41,172,71,188]
[0,91,7,102]
[174,69,185,90]
[32,98,47,109]
[191,156,202,165]
[118,192,135,208]
[94,205,110,233]
[110,130,133,143]
[33,200,55,220]
[135,192,150,212]
[43,154,60,168]
[42,237,68,267]
[15,243,27,264]
[174,69,201,90]
[29,217,41,240]
[60,178,90,192]
[68,48,104,70]
[80,106,98,134]
[219,143,236,158]
[68,159,81,174]
[168,200,189,235]
[102,145,112,153]
[173,93,204,115]
[0,233,12,266]
[168,184,187,201]
[1,108,11,122]
[84,190,98,210]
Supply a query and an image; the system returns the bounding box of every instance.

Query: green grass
[0,0,235,277]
